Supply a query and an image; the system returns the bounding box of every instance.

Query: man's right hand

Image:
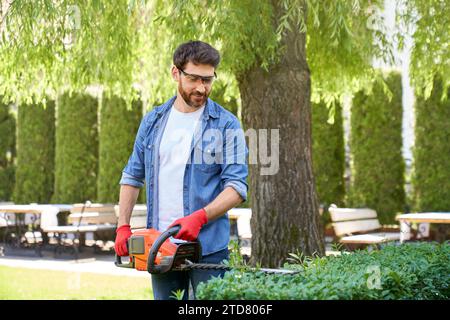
[115,224,132,256]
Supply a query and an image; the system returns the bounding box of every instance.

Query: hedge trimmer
[115,225,300,275]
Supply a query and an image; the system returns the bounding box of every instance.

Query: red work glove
[169,208,208,241]
[115,224,132,256]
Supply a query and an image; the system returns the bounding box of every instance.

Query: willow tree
[1,0,447,266]
[395,0,450,99]
[151,0,392,266]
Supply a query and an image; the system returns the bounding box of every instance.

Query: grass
[0,266,153,300]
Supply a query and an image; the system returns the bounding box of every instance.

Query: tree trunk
[237,0,324,267]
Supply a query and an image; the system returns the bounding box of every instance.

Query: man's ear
[171,65,179,81]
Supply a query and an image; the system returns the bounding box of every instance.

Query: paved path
[0,248,149,278]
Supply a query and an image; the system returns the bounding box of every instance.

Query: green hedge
[412,77,450,211]
[98,95,144,203]
[197,242,449,300]
[52,93,98,203]
[0,100,16,201]
[349,72,405,224]
[13,101,55,204]
[312,101,346,226]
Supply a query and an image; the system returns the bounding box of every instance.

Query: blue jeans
[151,248,229,300]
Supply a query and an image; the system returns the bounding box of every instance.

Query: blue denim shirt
[119,95,249,256]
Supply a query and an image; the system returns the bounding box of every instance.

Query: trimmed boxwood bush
[349,72,405,224]
[0,100,16,201]
[13,101,55,204]
[52,92,98,203]
[312,100,346,226]
[197,242,449,300]
[412,77,450,211]
[98,95,143,203]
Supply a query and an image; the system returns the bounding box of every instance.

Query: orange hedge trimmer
[115,225,299,275]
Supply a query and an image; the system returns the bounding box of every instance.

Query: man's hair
[173,40,220,70]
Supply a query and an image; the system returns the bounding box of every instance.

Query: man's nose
[195,83,206,94]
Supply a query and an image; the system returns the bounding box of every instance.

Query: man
[115,40,248,300]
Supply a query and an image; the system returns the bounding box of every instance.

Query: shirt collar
[156,96,219,119]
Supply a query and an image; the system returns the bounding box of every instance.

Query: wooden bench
[68,203,118,225]
[114,204,147,230]
[329,204,400,249]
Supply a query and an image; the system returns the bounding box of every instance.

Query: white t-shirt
[157,104,205,231]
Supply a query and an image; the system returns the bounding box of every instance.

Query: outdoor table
[0,204,73,256]
[396,212,450,243]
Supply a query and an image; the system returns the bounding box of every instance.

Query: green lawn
[0,266,153,300]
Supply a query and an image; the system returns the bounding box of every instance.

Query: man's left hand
[169,208,208,241]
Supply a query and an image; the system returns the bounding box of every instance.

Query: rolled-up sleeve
[119,116,147,188]
[221,118,249,202]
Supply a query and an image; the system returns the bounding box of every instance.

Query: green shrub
[197,242,449,300]
[312,100,346,226]
[349,72,405,224]
[412,77,450,211]
[98,95,143,203]
[52,92,98,203]
[0,100,16,201]
[13,101,55,204]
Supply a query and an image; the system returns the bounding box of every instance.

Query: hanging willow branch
[0,0,447,106]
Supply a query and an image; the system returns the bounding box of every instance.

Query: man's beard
[179,83,208,108]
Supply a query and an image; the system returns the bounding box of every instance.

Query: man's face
[173,62,215,108]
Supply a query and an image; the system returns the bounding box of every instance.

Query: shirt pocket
[193,142,222,173]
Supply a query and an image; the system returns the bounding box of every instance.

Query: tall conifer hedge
[312,101,346,226]
[98,95,143,203]
[13,101,55,204]
[412,77,450,211]
[0,100,16,201]
[349,72,405,224]
[52,93,98,203]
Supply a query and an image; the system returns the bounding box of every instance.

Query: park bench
[42,202,117,258]
[329,204,400,249]
[114,204,147,230]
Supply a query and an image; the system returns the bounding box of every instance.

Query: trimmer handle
[115,254,133,268]
[114,242,133,268]
[147,225,181,274]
